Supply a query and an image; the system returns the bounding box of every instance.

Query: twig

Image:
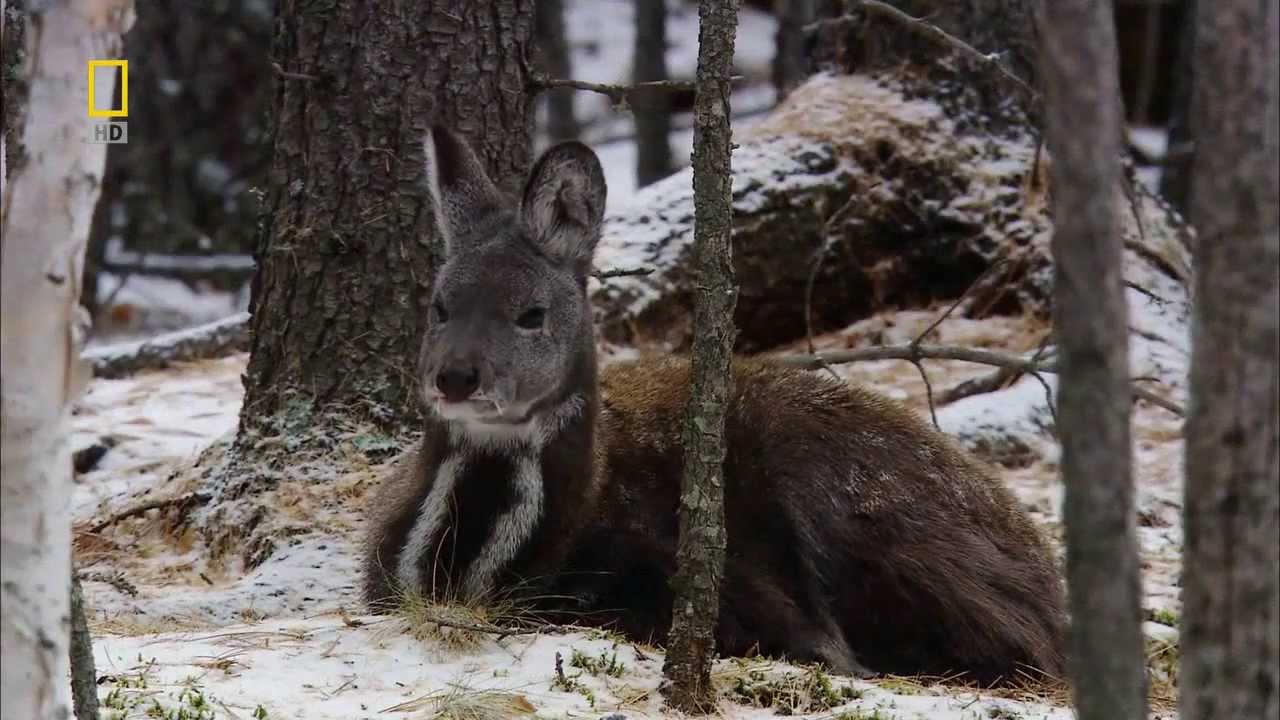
[910,359,940,428]
[806,0,1037,102]
[804,192,865,381]
[938,333,1052,405]
[592,266,655,280]
[86,492,213,534]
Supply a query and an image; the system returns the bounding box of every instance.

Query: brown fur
[364,355,1066,684]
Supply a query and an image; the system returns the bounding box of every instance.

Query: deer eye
[431,301,449,324]
[516,307,546,330]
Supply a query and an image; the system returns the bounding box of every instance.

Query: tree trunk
[1,0,27,182]
[1159,0,1196,215]
[633,0,674,187]
[661,0,737,714]
[1181,0,1280,717]
[69,573,99,720]
[772,0,814,99]
[535,0,578,142]
[239,0,534,437]
[1039,3,1146,719]
[0,1,132,716]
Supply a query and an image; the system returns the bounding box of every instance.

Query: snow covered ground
[71,296,1186,719]
[68,5,1191,715]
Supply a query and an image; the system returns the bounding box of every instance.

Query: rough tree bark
[1039,2,1146,719]
[772,0,813,99]
[1181,0,1280,717]
[0,1,133,716]
[239,0,534,437]
[661,0,737,713]
[634,0,674,186]
[535,0,579,142]
[69,573,99,720]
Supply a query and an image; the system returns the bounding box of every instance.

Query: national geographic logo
[87,59,128,144]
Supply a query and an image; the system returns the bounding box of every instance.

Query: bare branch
[806,1,1037,101]
[777,343,1185,417]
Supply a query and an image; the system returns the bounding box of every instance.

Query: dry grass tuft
[381,686,537,719]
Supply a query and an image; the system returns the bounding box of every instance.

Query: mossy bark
[661,0,737,714]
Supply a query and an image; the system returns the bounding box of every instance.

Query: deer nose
[435,363,480,403]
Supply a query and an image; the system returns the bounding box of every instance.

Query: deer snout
[435,362,481,403]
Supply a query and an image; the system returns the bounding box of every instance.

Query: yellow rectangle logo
[87,60,128,118]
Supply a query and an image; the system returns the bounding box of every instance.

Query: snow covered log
[0,0,134,716]
[86,311,249,378]
[591,72,1192,355]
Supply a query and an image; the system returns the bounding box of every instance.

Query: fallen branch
[77,569,139,597]
[592,265,655,280]
[85,311,250,378]
[86,492,213,534]
[806,0,1037,102]
[531,74,743,108]
[777,343,1185,416]
[102,237,256,279]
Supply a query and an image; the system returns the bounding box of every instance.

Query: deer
[363,125,1067,684]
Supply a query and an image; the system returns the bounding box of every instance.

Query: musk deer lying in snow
[363,126,1067,683]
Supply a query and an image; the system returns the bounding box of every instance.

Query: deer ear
[520,141,607,276]
[424,126,504,254]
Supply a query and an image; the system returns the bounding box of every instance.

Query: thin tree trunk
[1039,2,1146,719]
[1181,0,1280,717]
[1160,0,1196,214]
[239,0,534,436]
[772,0,813,99]
[661,0,737,713]
[0,1,132,717]
[69,572,99,720]
[634,0,674,187]
[536,0,578,142]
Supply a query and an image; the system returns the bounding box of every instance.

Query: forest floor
[70,304,1185,720]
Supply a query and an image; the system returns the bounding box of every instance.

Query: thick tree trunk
[239,0,534,435]
[661,0,737,713]
[0,1,132,716]
[633,0,674,187]
[1181,0,1280,717]
[1039,2,1146,719]
[772,0,813,99]
[535,0,578,142]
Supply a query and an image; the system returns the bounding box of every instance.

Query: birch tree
[662,0,737,713]
[1,0,134,716]
[1181,0,1280,717]
[1038,2,1146,718]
